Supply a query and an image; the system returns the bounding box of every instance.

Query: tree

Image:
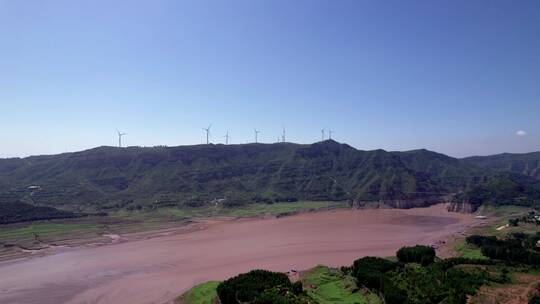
[216,269,293,304]
[396,245,436,265]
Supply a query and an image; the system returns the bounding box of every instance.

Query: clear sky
[1,0,539,158]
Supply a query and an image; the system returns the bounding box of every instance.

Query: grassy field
[0,222,102,242]
[151,201,348,219]
[454,242,487,259]
[175,281,220,304]
[302,266,380,304]
[219,201,347,217]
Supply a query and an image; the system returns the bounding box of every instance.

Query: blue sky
[0,0,539,158]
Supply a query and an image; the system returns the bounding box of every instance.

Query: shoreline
[0,204,479,304]
[0,202,470,264]
[0,204,351,264]
[170,204,480,301]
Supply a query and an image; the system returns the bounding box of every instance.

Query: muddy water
[0,205,474,304]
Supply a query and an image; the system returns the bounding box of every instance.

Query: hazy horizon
[1,0,539,158]
[1,139,540,160]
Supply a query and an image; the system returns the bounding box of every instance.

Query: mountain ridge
[463,151,540,180]
[1,140,539,213]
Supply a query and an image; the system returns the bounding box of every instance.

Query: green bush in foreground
[208,236,539,304]
[350,247,499,304]
[352,256,398,290]
[396,244,436,265]
[466,233,540,265]
[216,269,299,304]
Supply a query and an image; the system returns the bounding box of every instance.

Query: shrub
[433,257,496,271]
[381,276,407,304]
[352,257,398,289]
[291,281,303,295]
[216,269,292,304]
[396,245,436,265]
[509,218,520,226]
[0,201,78,224]
[466,235,500,247]
[531,294,540,304]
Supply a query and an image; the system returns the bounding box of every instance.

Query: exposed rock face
[447,201,478,213]
[351,197,481,213]
[350,198,442,210]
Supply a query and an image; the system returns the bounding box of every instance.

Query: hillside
[464,152,540,180]
[0,201,78,224]
[1,140,539,213]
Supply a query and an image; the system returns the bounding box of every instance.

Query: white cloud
[516,130,527,137]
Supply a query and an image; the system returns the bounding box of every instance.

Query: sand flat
[0,205,474,304]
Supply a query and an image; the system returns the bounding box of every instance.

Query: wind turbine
[254,129,261,143]
[203,124,212,144]
[224,130,230,145]
[117,130,127,148]
[281,127,286,143]
[328,130,333,140]
[321,128,325,141]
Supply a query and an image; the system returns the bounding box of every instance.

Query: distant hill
[0,201,78,224]
[464,152,540,180]
[1,140,539,213]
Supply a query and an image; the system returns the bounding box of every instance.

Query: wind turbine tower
[117,130,127,148]
[321,128,325,141]
[254,129,261,143]
[329,130,333,140]
[203,124,212,144]
[281,127,286,143]
[224,130,230,145]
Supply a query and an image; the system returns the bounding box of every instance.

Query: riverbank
[0,204,477,304]
[0,201,348,262]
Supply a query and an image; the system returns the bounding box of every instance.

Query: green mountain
[463,152,540,180]
[1,140,539,214]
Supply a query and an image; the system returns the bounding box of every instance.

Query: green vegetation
[351,256,399,291]
[219,201,346,217]
[302,266,376,304]
[0,201,79,224]
[464,151,540,180]
[507,210,540,227]
[124,201,346,220]
[466,233,540,265]
[454,241,487,259]
[0,200,347,260]
[1,141,540,216]
[0,222,103,244]
[396,245,436,265]
[452,173,540,211]
[190,239,540,304]
[177,281,220,304]
[216,270,307,304]
[349,247,513,304]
